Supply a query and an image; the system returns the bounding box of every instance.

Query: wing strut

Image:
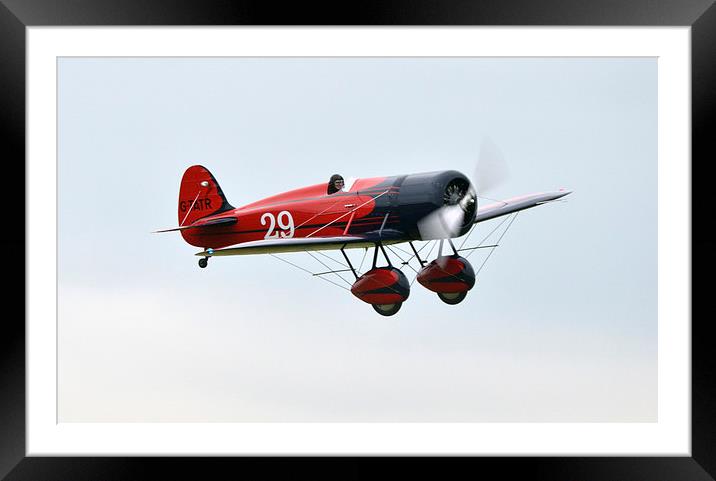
[340,244,358,280]
[379,244,393,267]
[408,241,427,267]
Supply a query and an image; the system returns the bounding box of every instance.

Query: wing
[475,190,571,224]
[196,233,405,257]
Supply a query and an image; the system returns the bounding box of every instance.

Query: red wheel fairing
[351,267,410,305]
[417,255,476,294]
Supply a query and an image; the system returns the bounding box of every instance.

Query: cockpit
[327,174,345,195]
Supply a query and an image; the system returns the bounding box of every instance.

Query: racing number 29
[261,211,295,239]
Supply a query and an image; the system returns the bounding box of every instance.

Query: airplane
[155,165,571,316]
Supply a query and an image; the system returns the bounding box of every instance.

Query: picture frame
[5,0,713,478]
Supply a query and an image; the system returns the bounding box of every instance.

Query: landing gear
[350,243,408,317]
[372,302,402,316]
[437,291,467,305]
[198,257,209,269]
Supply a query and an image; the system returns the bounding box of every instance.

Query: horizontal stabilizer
[475,190,571,224]
[153,217,237,233]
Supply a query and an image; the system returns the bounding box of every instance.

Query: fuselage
[180,170,476,249]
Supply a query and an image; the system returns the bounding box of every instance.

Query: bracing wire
[385,245,406,263]
[392,243,418,265]
[386,245,420,276]
[465,214,512,259]
[315,250,348,269]
[424,240,438,262]
[397,240,435,267]
[306,251,353,287]
[477,195,509,205]
[270,254,350,291]
[390,244,414,258]
[357,248,368,275]
[458,221,478,250]
[393,241,432,268]
[473,213,519,276]
[416,241,432,255]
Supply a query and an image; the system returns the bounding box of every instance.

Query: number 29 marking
[261,211,295,239]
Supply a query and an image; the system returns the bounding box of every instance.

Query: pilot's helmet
[328,174,345,194]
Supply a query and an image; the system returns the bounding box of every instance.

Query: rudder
[178,165,234,226]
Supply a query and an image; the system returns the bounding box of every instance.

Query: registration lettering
[179,198,213,212]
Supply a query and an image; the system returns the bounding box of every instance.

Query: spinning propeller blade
[417,137,509,240]
[475,136,510,196]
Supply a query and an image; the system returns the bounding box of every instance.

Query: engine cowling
[417,255,475,293]
[395,170,477,240]
[351,267,410,305]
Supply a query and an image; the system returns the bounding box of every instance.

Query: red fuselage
[178,168,476,250]
[181,176,397,249]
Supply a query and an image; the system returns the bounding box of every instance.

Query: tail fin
[178,165,234,226]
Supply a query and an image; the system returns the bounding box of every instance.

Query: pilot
[327,174,345,194]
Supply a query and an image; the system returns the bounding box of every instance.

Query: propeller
[417,137,510,240]
[474,136,510,195]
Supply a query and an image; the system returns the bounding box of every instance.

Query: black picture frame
[3,1,713,479]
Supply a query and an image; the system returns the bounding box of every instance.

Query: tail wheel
[372,302,402,316]
[437,291,467,305]
[198,257,208,269]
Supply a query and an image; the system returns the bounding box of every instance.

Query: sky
[57,57,656,422]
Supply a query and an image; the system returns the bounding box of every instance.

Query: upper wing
[196,232,405,257]
[475,190,571,224]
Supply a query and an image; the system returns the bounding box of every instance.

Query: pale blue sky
[58,57,656,422]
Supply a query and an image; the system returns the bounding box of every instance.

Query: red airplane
[156,165,570,316]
